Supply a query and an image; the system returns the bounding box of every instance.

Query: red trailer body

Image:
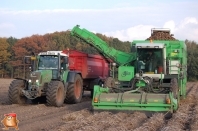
[68,50,109,79]
[62,50,110,91]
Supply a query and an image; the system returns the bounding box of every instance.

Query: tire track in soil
[183,84,198,131]
[0,78,92,131]
[190,91,198,130]
[159,83,198,131]
[19,101,91,131]
[50,82,195,131]
[0,97,91,122]
[56,111,148,131]
[186,82,196,95]
[121,83,195,131]
[0,101,91,131]
[0,79,195,131]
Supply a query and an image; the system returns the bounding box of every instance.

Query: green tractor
[71,25,187,113]
[8,51,83,107]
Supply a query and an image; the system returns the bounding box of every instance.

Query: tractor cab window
[38,55,58,69]
[137,48,163,73]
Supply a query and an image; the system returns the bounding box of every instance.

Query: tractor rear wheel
[65,74,83,104]
[46,81,65,107]
[104,77,115,88]
[8,80,27,104]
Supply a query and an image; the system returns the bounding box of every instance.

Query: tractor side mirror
[24,56,31,64]
[24,56,36,64]
[63,57,68,64]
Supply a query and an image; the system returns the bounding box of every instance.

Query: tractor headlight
[36,80,39,83]
[29,79,32,83]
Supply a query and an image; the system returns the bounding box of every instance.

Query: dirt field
[0,79,198,131]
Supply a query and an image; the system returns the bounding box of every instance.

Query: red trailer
[62,50,110,93]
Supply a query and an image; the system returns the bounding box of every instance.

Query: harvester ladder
[168,43,182,74]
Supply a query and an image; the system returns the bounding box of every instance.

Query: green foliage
[185,40,198,81]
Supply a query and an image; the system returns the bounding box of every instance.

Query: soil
[0,79,197,131]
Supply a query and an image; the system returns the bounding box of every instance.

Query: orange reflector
[94,97,98,103]
[150,39,153,43]
[166,98,171,104]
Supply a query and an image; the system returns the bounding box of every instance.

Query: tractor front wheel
[8,80,27,104]
[46,81,65,107]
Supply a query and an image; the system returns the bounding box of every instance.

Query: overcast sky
[0,0,198,42]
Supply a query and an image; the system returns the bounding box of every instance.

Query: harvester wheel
[170,78,179,99]
[104,77,115,88]
[8,79,27,104]
[65,74,83,104]
[46,81,65,107]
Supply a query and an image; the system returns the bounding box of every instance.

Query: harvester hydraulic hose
[124,87,142,93]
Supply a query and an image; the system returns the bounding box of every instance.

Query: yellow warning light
[166,98,171,104]
[31,56,36,60]
[150,39,153,43]
[94,97,98,103]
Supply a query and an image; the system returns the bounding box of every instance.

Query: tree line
[0,31,197,81]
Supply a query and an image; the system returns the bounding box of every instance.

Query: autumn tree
[0,37,11,77]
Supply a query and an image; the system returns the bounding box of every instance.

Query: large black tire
[46,81,65,107]
[104,77,115,88]
[65,74,83,104]
[8,80,27,104]
[170,78,179,99]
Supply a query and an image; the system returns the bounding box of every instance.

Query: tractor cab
[38,51,68,70]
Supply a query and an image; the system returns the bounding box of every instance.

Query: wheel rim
[74,79,81,99]
[56,86,63,103]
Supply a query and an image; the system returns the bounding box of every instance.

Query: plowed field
[0,79,197,131]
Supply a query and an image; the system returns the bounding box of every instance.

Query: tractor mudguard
[14,78,29,90]
[66,71,81,83]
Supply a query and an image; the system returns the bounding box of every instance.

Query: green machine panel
[118,66,134,81]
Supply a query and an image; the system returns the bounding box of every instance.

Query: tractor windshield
[38,55,58,69]
[137,48,163,74]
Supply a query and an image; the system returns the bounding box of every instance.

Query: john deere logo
[121,71,131,77]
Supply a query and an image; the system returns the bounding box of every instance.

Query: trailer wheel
[104,77,115,88]
[46,81,65,107]
[65,74,83,104]
[8,80,27,104]
[170,78,179,99]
